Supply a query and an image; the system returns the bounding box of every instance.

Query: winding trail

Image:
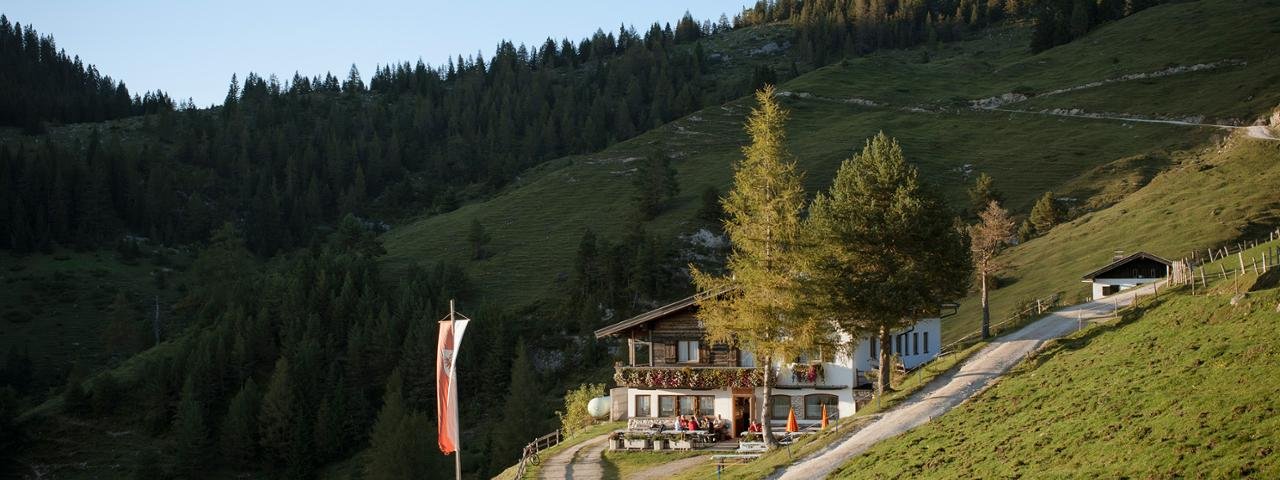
[538,434,610,480]
[628,455,712,480]
[772,283,1161,480]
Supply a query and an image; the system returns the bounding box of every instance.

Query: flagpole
[450,299,461,480]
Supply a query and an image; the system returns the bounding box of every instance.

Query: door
[732,396,751,438]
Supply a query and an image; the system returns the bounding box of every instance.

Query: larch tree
[968,200,1016,339]
[258,357,295,464]
[807,132,971,398]
[691,86,830,449]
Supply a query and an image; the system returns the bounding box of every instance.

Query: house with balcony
[594,293,949,438]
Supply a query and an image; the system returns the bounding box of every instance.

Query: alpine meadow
[1,0,1279,479]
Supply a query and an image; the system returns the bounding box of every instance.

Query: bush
[557,383,605,438]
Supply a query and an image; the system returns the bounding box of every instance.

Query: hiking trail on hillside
[538,434,609,480]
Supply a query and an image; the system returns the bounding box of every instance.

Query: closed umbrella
[786,407,798,433]
[820,404,829,430]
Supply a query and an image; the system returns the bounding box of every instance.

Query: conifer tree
[258,357,295,464]
[173,376,209,468]
[691,86,827,449]
[221,378,262,466]
[364,369,438,478]
[466,219,491,260]
[633,149,680,220]
[807,132,971,397]
[488,341,544,471]
[1028,191,1064,236]
[967,172,1004,217]
[968,200,1016,339]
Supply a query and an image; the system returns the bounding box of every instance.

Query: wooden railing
[514,429,561,479]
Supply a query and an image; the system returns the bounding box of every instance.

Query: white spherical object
[587,396,610,419]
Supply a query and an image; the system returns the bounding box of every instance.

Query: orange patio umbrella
[820,404,829,430]
[786,407,799,433]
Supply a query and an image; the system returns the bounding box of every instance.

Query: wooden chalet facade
[595,294,947,437]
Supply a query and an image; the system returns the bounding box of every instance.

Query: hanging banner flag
[436,313,470,455]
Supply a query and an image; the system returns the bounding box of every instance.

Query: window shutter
[699,342,710,364]
[663,342,677,363]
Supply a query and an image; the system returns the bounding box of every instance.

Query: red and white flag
[436,316,469,454]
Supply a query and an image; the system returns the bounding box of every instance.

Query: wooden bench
[736,441,767,453]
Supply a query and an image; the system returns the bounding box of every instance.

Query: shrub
[557,383,605,438]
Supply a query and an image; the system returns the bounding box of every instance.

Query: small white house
[1081,252,1171,300]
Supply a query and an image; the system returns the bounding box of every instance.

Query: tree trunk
[760,356,778,449]
[980,272,991,339]
[877,326,892,397]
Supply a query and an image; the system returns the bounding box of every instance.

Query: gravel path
[773,283,1160,480]
[538,434,610,480]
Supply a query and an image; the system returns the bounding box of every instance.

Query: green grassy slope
[833,281,1280,478]
[383,0,1280,312]
[0,248,190,386]
[946,134,1280,340]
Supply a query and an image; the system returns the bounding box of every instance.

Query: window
[896,335,903,355]
[678,340,700,363]
[869,338,877,359]
[635,395,652,417]
[913,332,919,355]
[679,396,696,416]
[923,332,930,354]
[804,394,838,420]
[739,349,756,367]
[770,395,792,419]
[658,395,676,417]
[698,396,715,416]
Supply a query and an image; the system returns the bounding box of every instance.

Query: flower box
[624,438,650,449]
[670,438,694,450]
[652,438,668,451]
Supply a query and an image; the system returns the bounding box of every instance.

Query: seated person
[747,420,761,433]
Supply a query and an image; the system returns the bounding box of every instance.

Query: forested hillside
[0,15,173,133]
[2,0,1277,478]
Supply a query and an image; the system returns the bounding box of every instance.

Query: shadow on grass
[601,450,621,480]
[1017,294,1173,373]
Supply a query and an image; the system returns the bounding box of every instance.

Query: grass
[832,281,1280,478]
[0,247,191,390]
[381,0,1280,315]
[600,450,705,479]
[945,134,1280,342]
[663,340,988,480]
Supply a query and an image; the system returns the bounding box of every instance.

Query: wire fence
[1170,227,1280,293]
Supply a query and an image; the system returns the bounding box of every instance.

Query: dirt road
[773,283,1160,480]
[538,434,609,480]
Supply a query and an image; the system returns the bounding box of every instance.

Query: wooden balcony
[614,366,769,389]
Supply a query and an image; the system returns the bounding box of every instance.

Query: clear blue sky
[3,1,748,107]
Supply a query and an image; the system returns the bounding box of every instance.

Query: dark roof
[594,293,706,339]
[1081,251,1172,280]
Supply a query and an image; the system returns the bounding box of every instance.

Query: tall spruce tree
[173,376,209,468]
[968,200,1016,339]
[488,341,545,471]
[364,369,439,478]
[690,86,828,449]
[220,378,262,466]
[807,132,971,397]
[258,357,295,464]
[967,173,1004,217]
[633,149,680,220]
